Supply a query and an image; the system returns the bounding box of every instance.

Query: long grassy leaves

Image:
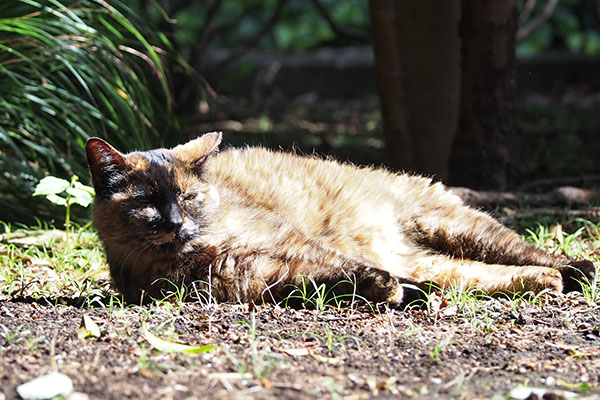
[0,0,177,222]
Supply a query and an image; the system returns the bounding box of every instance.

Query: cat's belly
[314,203,418,275]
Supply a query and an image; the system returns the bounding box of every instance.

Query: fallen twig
[450,186,600,207]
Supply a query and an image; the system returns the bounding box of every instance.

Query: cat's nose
[165,202,183,229]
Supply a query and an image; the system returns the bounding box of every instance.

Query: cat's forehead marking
[126,154,149,171]
[148,151,175,173]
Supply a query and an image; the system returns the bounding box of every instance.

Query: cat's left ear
[172,131,222,168]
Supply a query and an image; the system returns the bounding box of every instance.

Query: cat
[86,132,595,306]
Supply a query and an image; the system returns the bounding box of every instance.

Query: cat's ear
[86,137,126,193]
[172,131,222,168]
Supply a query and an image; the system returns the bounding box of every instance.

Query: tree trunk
[448,0,518,190]
[369,1,460,180]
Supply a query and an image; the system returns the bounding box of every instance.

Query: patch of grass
[283,274,373,314]
[224,346,283,381]
[224,312,287,382]
[298,329,364,355]
[2,216,596,340]
[524,223,586,258]
[2,324,25,344]
[0,222,110,301]
[442,288,499,333]
[522,219,600,301]
[236,310,259,342]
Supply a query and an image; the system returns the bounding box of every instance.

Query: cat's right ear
[86,137,126,194]
[172,131,222,170]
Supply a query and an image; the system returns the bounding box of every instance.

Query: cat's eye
[132,193,151,204]
[181,192,197,202]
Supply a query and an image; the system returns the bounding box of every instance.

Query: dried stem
[517,0,559,41]
[309,0,370,41]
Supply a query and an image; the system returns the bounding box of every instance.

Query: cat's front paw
[388,280,437,310]
[559,260,596,293]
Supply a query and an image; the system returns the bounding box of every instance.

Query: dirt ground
[1,289,599,400]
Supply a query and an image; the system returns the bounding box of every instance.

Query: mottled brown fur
[86,132,596,306]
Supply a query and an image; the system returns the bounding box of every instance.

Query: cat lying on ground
[86,132,596,306]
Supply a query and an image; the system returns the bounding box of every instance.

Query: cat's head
[85,132,222,252]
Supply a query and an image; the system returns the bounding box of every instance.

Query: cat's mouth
[150,231,178,247]
[149,227,196,248]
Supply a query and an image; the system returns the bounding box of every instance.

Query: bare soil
[1,291,599,400]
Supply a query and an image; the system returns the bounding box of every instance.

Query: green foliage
[172,0,370,52]
[33,176,94,208]
[170,0,596,55]
[517,0,600,56]
[303,329,364,354]
[0,0,177,223]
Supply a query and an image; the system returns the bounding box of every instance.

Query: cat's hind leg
[395,252,564,295]
[408,185,595,291]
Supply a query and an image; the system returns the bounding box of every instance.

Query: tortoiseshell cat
[86,132,595,306]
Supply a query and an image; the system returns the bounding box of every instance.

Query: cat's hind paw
[512,266,563,293]
[559,260,596,293]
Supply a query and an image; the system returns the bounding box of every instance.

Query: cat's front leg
[260,254,430,309]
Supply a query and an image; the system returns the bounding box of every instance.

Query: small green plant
[322,330,363,354]
[153,278,190,311]
[33,175,95,245]
[524,224,553,248]
[443,287,497,333]
[236,310,258,342]
[25,335,48,353]
[4,324,25,344]
[430,343,442,362]
[429,339,451,362]
[509,287,552,311]
[524,223,586,258]
[575,272,599,305]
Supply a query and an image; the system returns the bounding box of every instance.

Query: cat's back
[205,147,448,236]
[207,146,400,205]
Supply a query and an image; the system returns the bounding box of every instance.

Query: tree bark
[448,0,518,190]
[369,1,460,180]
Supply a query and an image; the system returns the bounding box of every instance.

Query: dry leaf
[78,314,101,339]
